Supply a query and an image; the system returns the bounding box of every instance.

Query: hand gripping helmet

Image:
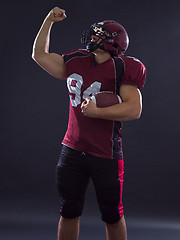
[81,20,129,57]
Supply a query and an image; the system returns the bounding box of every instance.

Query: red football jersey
[62,49,146,159]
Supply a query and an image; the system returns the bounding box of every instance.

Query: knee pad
[100,205,122,224]
[60,199,83,218]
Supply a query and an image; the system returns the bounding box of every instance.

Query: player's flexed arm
[32,7,67,80]
[81,84,142,121]
[81,56,146,122]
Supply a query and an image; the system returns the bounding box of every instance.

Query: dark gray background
[0,0,180,239]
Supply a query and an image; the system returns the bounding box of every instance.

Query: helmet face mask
[81,23,108,52]
[81,20,129,57]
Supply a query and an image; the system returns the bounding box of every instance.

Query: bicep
[33,52,67,80]
[119,84,142,110]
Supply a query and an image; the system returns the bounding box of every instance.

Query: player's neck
[93,49,111,64]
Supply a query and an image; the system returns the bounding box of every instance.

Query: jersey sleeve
[121,56,146,89]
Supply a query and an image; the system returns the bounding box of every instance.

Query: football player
[32,6,146,240]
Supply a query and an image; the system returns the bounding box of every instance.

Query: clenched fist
[81,98,99,118]
[47,7,67,22]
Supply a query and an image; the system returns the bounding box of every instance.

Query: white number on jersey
[83,81,102,100]
[67,73,83,107]
[67,73,101,107]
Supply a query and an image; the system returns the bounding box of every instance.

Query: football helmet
[81,20,129,56]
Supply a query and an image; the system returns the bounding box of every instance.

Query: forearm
[32,18,53,58]
[94,101,142,121]
[81,85,143,121]
[97,85,142,121]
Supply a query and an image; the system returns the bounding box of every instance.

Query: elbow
[31,50,40,62]
[31,49,37,61]
[31,47,45,61]
[31,51,45,64]
[31,52,35,61]
[134,112,141,120]
[31,45,37,60]
[130,106,142,120]
[31,43,41,61]
[133,108,142,120]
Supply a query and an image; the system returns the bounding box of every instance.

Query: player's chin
[93,48,105,54]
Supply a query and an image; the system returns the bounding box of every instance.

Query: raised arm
[32,7,67,80]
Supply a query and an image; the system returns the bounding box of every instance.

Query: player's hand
[81,98,99,118]
[46,7,67,22]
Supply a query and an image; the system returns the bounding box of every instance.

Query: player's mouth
[91,36,98,42]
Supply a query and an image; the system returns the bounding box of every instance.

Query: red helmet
[81,20,129,56]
